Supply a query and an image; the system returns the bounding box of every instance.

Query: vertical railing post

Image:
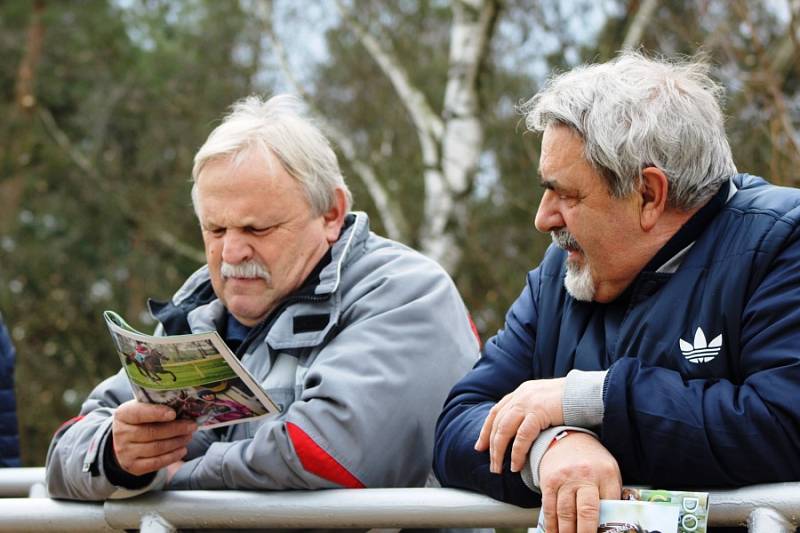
[139,513,176,533]
[747,506,794,533]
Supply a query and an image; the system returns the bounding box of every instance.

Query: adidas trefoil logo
[680,327,722,364]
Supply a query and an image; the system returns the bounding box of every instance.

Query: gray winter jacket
[46,213,480,500]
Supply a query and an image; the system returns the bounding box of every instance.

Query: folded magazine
[534,488,709,533]
[104,310,278,430]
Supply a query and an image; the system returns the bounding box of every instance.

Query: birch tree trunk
[335,0,499,273]
[426,0,498,271]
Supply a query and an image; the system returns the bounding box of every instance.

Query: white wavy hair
[523,51,737,210]
[191,94,352,216]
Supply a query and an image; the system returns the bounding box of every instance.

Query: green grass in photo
[125,356,237,390]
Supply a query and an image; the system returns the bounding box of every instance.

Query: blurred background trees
[0,0,798,464]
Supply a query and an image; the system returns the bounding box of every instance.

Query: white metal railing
[1,468,799,532]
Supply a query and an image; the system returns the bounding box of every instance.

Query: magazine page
[104,310,278,430]
[533,488,709,533]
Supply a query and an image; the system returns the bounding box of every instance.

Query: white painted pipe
[708,482,800,528]
[2,468,800,531]
[105,488,538,529]
[0,467,46,497]
[747,506,796,533]
[0,497,116,532]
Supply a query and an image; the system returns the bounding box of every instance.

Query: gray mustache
[221,261,271,281]
[551,229,582,252]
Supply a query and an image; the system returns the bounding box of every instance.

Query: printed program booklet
[534,488,709,533]
[104,310,278,430]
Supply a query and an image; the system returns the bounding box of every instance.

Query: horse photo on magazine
[103,310,278,429]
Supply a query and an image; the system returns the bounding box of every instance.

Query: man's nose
[534,190,564,233]
[221,231,252,264]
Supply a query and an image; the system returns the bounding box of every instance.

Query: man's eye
[249,227,273,236]
[207,227,225,236]
[558,193,579,204]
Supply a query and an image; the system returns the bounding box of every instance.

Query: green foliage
[0,0,262,463]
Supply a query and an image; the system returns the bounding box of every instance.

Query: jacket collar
[623,178,734,306]
[643,178,732,274]
[315,212,368,296]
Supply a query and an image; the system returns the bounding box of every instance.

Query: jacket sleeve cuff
[520,426,599,491]
[562,369,607,428]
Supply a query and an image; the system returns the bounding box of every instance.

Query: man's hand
[538,432,621,533]
[474,378,566,473]
[112,400,196,476]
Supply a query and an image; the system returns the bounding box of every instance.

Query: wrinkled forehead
[539,125,588,175]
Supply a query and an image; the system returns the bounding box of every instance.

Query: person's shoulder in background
[0,312,21,468]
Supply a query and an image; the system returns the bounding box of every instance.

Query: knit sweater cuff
[562,369,607,428]
[520,426,599,491]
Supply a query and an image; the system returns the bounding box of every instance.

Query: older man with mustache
[46,94,480,501]
[435,52,800,533]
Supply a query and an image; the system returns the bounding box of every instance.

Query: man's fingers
[541,483,559,533]
[116,400,177,424]
[475,405,498,452]
[112,400,197,477]
[475,396,510,451]
[510,413,540,472]
[489,407,524,473]
[575,485,600,533]
[127,433,195,459]
[114,432,194,475]
[598,470,623,501]
[123,447,189,477]
[126,420,196,443]
[556,484,578,533]
[115,418,196,444]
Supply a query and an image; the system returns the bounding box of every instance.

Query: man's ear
[639,167,669,231]
[322,188,348,243]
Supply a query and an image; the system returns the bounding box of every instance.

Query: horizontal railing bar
[105,488,537,529]
[0,498,117,532]
[1,469,799,530]
[708,482,800,525]
[0,467,46,497]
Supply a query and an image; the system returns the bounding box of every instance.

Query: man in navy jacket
[0,311,20,467]
[434,51,800,532]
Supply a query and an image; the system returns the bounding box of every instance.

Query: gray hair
[523,51,737,210]
[192,94,352,216]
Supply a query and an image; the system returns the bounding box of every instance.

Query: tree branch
[335,0,444,150]
[259,0,408,240]
[37,106,206,264]
[15,0,46,113]
[621,0,659,51]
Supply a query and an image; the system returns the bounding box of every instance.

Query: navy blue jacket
[434,174,800,507]
[0,314,20,467]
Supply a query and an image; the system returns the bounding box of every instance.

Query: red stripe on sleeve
[286,422,365,489]
[468,314,482,348]
[54,415,85,435]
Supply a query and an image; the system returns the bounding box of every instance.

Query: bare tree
[621,0,660,50]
